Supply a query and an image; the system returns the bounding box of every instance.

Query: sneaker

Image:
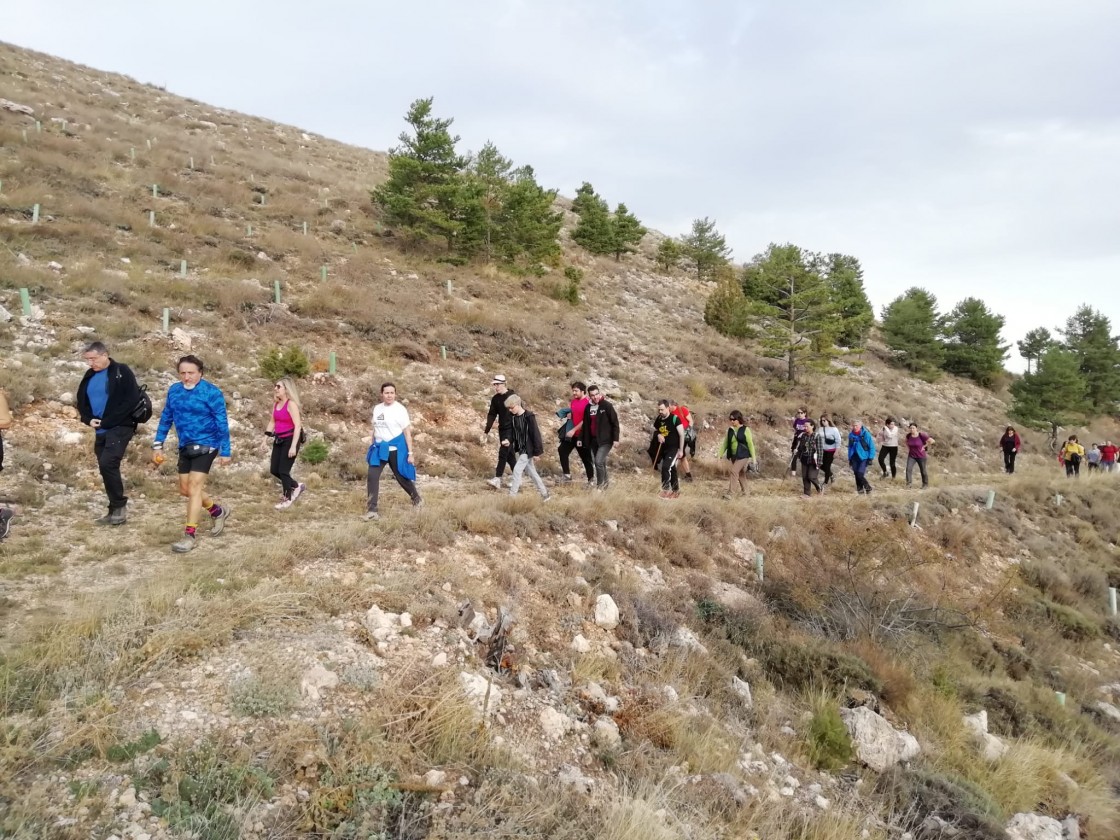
[684,473,694,483]
[487,477,502,490]
[721,492,733,500]
[0,508,12,540]
[210,504,230,536]
[363,511,380,521]
[560,475,572,484]
[291,483,306,503]
[171,534,196,553]
[658,490,672,499]
[541,493,552,502]
[412,497,423,508]
[669,491,680,499]
[108,507,127,526]
[275,498,293,510]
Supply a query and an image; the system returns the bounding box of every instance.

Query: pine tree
[655,238,683,272]
[1010,346,1088,427]
[492,166,562,271]
[741,243,834,383]
[571,183,613,255]
[940,297,1009,387]
[371,97,468,251]
[880,288,944,378]
[683,217,731,281]
[824,254,874,349]
[607,203,646,261]
[459,141,513,261]
[1060,306,1120,414]
[703,264,752,338]
[1016,327,1053,374]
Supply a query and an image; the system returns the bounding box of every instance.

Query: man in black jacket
[484,374,517,489]
[505,394,550,501]
[76,341,142,525]
[581,385,620,490]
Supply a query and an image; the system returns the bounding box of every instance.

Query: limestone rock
[363,605,398,634]
[562,543,588,564]
[459,671,500,716]
[300,663,339,702]
[0,304,10,323]
[594,594,619,630]
[540,707,574,740]
[1094,700,1120,723]
[963,709,1009,761]
[557,764,594,794]
[592,717,621,749]
[0,99,34,116]
[571,634,592,653]
[840,706,921,772]
[732,677,753,709]
[1006,813,1063,840]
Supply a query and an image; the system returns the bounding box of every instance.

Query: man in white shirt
[365,382,422,520]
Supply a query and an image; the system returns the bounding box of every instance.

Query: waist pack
[275,429,307,447]
[180,443,216,457]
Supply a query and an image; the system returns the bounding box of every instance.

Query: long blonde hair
[275,377,302,412]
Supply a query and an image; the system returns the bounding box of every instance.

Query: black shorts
[177,445,219,475]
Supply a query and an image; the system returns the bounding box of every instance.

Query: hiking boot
[684,473,694,483]
[95,511,115,525]
[560,475,572,483]
[0,508,12,540]
[171,534,196,553]
[363,511,380,521]
[210,504,230,536]
[486,477,502,490]
[541,493,552,502]
[108,507,127,526]
[291,483,306,503]
[412,497,423,508]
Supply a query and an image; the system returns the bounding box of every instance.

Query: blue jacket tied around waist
[367,433,416,480]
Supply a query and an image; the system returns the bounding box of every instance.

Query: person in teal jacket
[847,420,876,494]
[152,355,231,553]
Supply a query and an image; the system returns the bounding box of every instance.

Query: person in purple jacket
[904,423,935,489]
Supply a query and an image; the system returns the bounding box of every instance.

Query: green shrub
[806,698,853,771]
[562,266,582,305]
[300,438,330,465]
[875,767,1005,839]
[107,728,162,763]
[229,672,297,718]
[259,345,311,380]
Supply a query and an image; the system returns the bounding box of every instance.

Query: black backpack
[130,384,153,424]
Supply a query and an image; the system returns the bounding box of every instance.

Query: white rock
[170,327,192,352]
[814,795,831,810]
[399,612,413,628]
[840,707,921,772]
[539,707,574,740]
[16,252,31,266]
[594,594,619,630]
[571,634,592,653]
[57,432,81,447]
[363,605,397,634]
[963,710,989,736]
[180,710,198,721]
[592,717,621,749]
[431,652,448,668]
[459,671,500,716]
[662,685,679,704]
[562,543,588,564]
[731,677,753,709]
[118,787,137,808]
[300,663,339,702]
[1095,701,1120,723]
[669,626,708,654]
[59,392,75,406]
[0,305,10,322]
[47,261,63,272]
[1006,812,1064,840]
[557,764,594,793]
[423,769,447,787]
[963,710,1008,761]
[1062,815,1080,840]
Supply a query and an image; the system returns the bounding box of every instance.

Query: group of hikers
[1,344,1116,549]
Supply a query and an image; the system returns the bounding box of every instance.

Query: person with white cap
[484,374,517,489]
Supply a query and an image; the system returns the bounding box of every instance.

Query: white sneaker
[486,477,502,490]
[363,511,380,521]
[275,498,293,510]
[291,483,306,503]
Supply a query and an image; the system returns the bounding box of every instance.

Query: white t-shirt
[373,400,410,448]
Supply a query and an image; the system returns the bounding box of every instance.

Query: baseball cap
[492,374,507,384]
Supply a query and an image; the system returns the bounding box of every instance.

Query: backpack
[130,384,153,424]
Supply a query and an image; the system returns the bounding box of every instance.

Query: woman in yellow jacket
[1060,435,1085,478]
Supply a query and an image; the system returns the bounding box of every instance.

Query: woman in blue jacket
[847,420,876,495]
[152,355,232,553]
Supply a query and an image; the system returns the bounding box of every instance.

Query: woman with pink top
[267,378,305,509]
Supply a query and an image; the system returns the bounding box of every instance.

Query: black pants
[878,445,898,478]
[822,450,836,483]
[558,438,593,481]
[1003,449,1016,474]
[1065,458,1080,477]
[801,462,822,495]
[660,448,680,492]
[270,436,300,498]
[494,440,517,478]
[367,456,420,512]
[94,426,135,511]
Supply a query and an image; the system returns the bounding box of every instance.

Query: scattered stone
[571,634,592,653]
[16,253,31,267]
[1006,812,1063,840]
[170,327,192,352]
[566,592,582,608]
[300,663,339,702]
[1062,815,1080,840]
[840,706,921,772]
[540,707,575,740]
[0,99,34,116]
[423,769,447,787]
[399,612,412,628]
[604,520,619,531]
[363,605,397,634]
[0,305,10,323]
[731,677,753,709]
[562,543,588,564]
[963,709,1009,761]
[779,725,797,737]
[592,717,621,749]
[557,764,594,794]
[594,594,619,630]
[118,787,137,808]
[1094,700,1120,723]
[180,710,198,721]
[431,652,448,668]
[59,431,82,445]
[814,795,831,810]
[669,626,707,654]
[47,261,63,272]
[459,671,501,716]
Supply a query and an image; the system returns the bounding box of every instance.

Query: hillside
[2,41,1120,840]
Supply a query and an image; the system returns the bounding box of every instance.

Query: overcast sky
[4,0,1119,370]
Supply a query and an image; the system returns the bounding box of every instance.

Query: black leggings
[558,438,593,481]
[270,437,300,498]
[822,450,836,483]
[878,446,898,478]
[1003,449,1016,474]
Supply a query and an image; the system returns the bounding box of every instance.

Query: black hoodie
[76,359,142,430]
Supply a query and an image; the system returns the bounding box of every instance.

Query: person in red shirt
[1101,440,1119,473]
[669,399,695,482]
[558,381,594,484]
